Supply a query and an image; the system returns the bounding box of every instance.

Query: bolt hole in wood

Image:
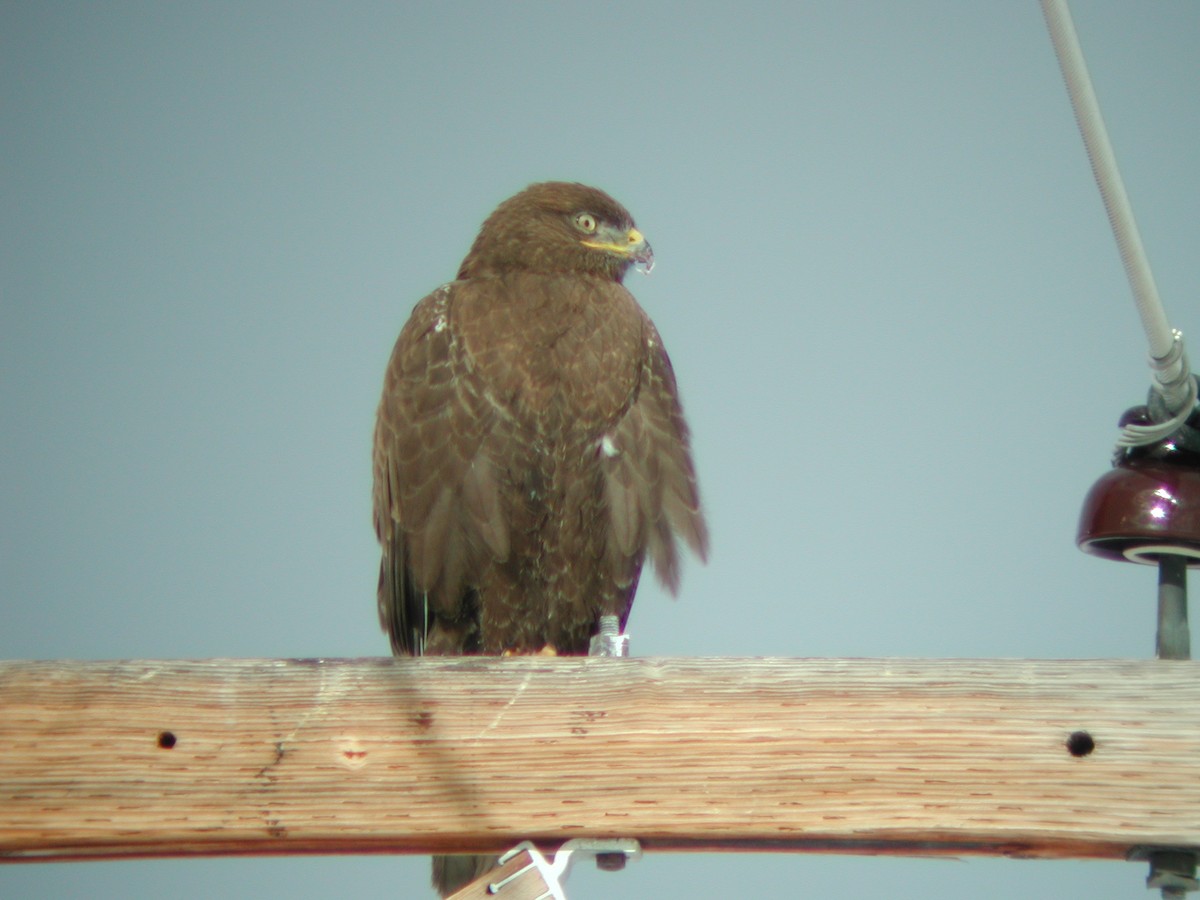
[157,731,177,749]
[1066,730,1095,757]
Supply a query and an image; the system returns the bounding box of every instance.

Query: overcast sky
[3,2,1198,898]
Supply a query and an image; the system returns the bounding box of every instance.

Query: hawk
[371,181,707,895]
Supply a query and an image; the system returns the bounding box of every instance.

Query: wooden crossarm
[1,657,1197,862]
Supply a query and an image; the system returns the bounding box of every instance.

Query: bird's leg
[588,614,629,657]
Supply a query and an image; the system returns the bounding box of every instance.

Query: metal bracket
[1130,848,1199,898]
[488,839,642,899]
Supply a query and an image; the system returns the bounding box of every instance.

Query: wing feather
[601,317,707,594]
[372,283,509,655]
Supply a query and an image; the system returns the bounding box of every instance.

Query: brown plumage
[371,182,707,895]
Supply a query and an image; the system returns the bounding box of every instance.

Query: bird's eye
[573,213,598,234]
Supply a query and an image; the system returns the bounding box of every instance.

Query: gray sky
[3,2,1198,898]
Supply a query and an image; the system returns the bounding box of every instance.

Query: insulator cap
[1077,411,1200,565]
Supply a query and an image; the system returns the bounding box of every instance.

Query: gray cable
[1040,0,1196,442]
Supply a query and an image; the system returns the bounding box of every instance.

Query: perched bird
[372,181,707,896]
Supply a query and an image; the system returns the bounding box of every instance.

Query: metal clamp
[488,839,642,899]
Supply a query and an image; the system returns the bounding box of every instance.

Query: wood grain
[1,657,1197,861]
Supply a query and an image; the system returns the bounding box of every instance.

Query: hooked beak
[582,226,654,272]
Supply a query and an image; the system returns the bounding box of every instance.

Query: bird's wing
[372,283,509,655]
[601,316,708,593]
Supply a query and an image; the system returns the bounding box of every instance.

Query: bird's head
[457,181,653,281]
